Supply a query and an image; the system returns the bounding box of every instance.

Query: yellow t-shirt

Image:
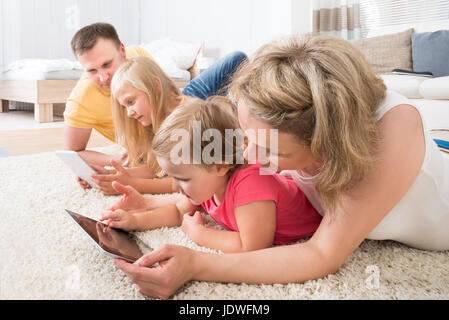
[64,45,152,142]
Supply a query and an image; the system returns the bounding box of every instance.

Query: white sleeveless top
[282,91,449,251]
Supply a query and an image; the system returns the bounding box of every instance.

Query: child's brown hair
[152,96,246,175]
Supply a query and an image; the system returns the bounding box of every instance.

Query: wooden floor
[0,127,113,155]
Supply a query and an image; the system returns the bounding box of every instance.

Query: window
[359,0,449,37]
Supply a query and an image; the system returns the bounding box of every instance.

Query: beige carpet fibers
[1,146,448,299]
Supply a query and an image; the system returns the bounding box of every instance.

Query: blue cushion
[0,146,12,157]
[411,30,449,78]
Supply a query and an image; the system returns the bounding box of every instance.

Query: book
[391,69,433,78]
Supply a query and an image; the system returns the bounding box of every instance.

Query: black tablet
[64,209,147,262]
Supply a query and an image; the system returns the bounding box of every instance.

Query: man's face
[77,38,126,91]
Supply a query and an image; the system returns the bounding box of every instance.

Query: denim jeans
[182,51,248,99]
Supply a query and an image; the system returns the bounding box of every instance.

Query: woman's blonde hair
[111,56,182,172]
[152,96,245,176]
[229,34,386,212]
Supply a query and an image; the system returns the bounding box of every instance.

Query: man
[65,22,247,194]
[64,22,152,173]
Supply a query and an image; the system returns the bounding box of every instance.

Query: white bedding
[0,39,201,82]
[140,38,202,82]
[0,68,84,81]
[0,58,84,80]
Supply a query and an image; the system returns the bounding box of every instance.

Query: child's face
[115,82,153,126]
[157,157,229,205]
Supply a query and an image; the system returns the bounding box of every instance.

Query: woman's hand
[90,160,132,195]
[181,211,205,242]
[106,181,148,213]
[96,222,143,260]
[114,244,198,299]
[100,209,137,231]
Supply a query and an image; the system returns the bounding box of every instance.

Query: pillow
[2,59,82,73]
[412,30,449,78]
[352,28,414,74]
[379,74,426,99]
[419,76,449,100]
[140,38,202,70]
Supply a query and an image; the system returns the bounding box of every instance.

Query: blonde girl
[113,34,449,300]
[90,52,247,195]
[100,97,322,253]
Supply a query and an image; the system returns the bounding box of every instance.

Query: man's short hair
[71,22,121,56]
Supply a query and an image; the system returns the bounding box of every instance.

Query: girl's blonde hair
[229,34,386,212]
[111,56,182,172]
[152,96,245,176]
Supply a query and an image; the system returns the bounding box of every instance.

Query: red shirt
[198,164,322,245]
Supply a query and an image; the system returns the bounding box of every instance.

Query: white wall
[140,0,312,59]
[0,0,3,69]
[0,0,312,69]
[0,0,142,70]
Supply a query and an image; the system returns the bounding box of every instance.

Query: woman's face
[115,82,153,126]
[237,100,317,172]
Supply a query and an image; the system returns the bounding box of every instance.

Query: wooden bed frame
[0,44,202,123]
[0,79,190,123]
[0,80,78,122]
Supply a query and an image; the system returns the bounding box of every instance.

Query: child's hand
[90,160,133,195]
[105,181,148,213]
[181,211,204,241]
[100,209,137,231]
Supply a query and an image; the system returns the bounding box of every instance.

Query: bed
[0,76,192,123]
[0,40,203,123]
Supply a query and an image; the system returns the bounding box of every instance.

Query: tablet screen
[65,209,144,262]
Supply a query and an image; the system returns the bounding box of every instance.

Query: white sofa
[368,19,449,131]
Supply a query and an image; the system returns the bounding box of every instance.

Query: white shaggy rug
[1,145,449,300]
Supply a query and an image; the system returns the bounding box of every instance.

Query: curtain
[313,0,361,40]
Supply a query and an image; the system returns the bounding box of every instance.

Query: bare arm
[136,177,174,194]
[126,166,156,179]
[64,125,116,168]
[90,161,174,195]
[103,196,196,231]
[114,176,173,195]
[186,200,276,253]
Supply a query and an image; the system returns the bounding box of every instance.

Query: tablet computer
[56,150,97,187]
[64,209,147,263]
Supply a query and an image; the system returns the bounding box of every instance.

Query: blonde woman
[90,52,247,195]
[113,34,449,299]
